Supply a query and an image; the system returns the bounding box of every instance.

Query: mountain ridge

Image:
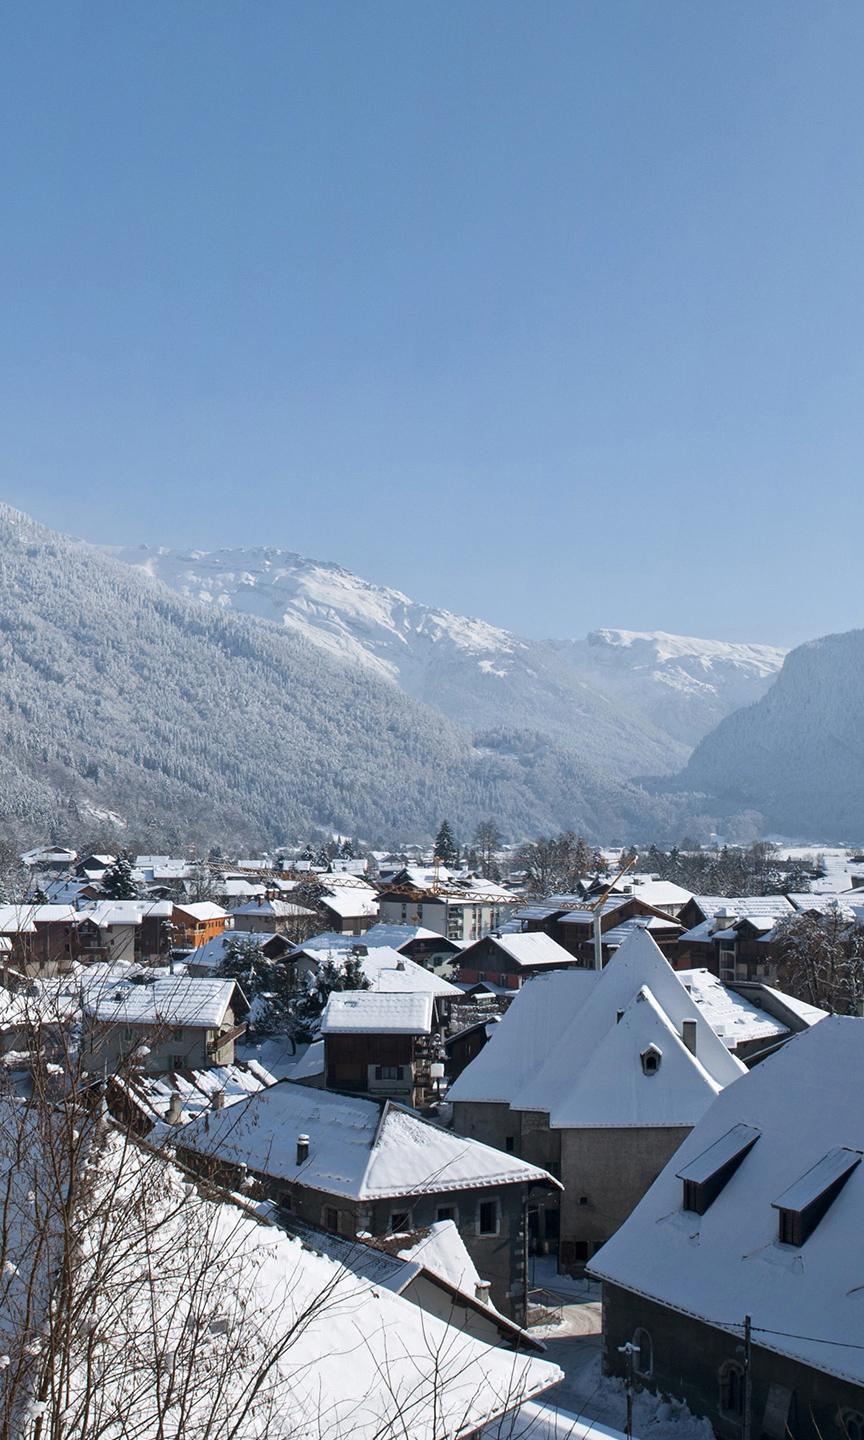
[104,543,784,760]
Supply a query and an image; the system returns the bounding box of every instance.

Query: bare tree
[0,989,556,1440]
[774,904,864,1015]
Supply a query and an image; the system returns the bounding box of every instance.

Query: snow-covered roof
[466,931,575,969]
[588,1017,864,1388]
[557,898,632,927]
[173,902,229,921]
[447,969,599,1105]
[754,984,828,1027]
[361,923,452,949]
[677,969,789,1047]
[186,929,281,969]
[83,976,235,1027]
[691,894,794,920]
[0,905,37,934]
[318,891,379,919]
[230,897,315,918]
[119,1061,275,1126]
[77,899,173,929]
[178,1082,557,1199]
[624,880,693,909]
[510,929,745,1122]
[307,945,461,997]
[321,991,434,1035]
[545,986,725,1130]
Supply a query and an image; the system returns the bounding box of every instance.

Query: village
[1,835,863,1440]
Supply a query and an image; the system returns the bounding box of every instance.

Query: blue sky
[1,2,862,647]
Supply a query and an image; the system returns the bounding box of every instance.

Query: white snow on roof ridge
[512,929,744,1116]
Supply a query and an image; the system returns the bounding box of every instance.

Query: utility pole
[742,1314,753,1440]
[618,1341,636,1440]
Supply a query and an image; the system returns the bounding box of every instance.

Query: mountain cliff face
[669,630,864,841]
[105,545,783,767]
[0,506,680,846]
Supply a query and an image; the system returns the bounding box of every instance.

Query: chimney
[296,1133,310,1166]
[212,1088,225,1110]
[166,1091,183,1125]
[396,958,406,971]
[682,1018,697,1055]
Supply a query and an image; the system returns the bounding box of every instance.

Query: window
[505,1136,515,1153]
[640,1045,662,1076]
[374,1065,402,1081]
[170,1054,185,1071]
[478,1199,499,1236]
[389,1210,411,1233]
[172,1028,184,1042]
[633,1328,653,1378]
[323,1206,339,1233]
[436,1204,457,1224]
[122,1026,134,1042]
[718,940,736,983]
[718,1361,745,1419]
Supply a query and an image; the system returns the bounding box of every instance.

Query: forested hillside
[0,506,677,846]
[669,630,864,841]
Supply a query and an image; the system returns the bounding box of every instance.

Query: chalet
[171,902,230,950]
[445,1015,502,1082]
[73,899,174,966]
[456,931,578,991]
[315,881,379,935]
[676,896,795,981]
[80,975,240,1075]
[20,846,77,870]
[377,876,517,945]
[289,942,461,1026]
[589,1018,864,1440]
[107,1058,276,1134]
[676,968,826,1064]
[513,894,683,963]
[175,1079,560,1319]
[321,990,437,1105]
[228,896,316,937]
[185,928,293,975]
[0,903,80,980]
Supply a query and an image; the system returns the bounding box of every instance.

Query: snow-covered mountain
[558,628,786,746]
[0,505,684,847]
[106,545,784,760]
[668,629,864,842]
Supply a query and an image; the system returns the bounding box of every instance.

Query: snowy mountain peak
[104,543,784,759]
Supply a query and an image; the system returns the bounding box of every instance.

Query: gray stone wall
[559,1127,690,1267]
[602,1281,864,1440]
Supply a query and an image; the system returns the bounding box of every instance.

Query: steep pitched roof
[177,1081,556,1199]
[588,1017,864,1388]
[548,986,724,1130]
[511,929,744,1117]
[447,969,599,1106]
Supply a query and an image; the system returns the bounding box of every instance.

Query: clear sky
[1,2,862,648]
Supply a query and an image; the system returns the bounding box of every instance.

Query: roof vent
[296,1134,310,1166]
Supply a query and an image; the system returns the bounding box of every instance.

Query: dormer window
[773,1147,862,1247]
[641,1044,662,1076]
[677,1123,761,1215]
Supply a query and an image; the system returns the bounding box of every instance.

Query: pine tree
[340,838,355,859]
[102,854,139,900]
[434,820,459,867]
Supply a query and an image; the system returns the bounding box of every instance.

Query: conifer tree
[434,820,459,867]
[102,854,139,900]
